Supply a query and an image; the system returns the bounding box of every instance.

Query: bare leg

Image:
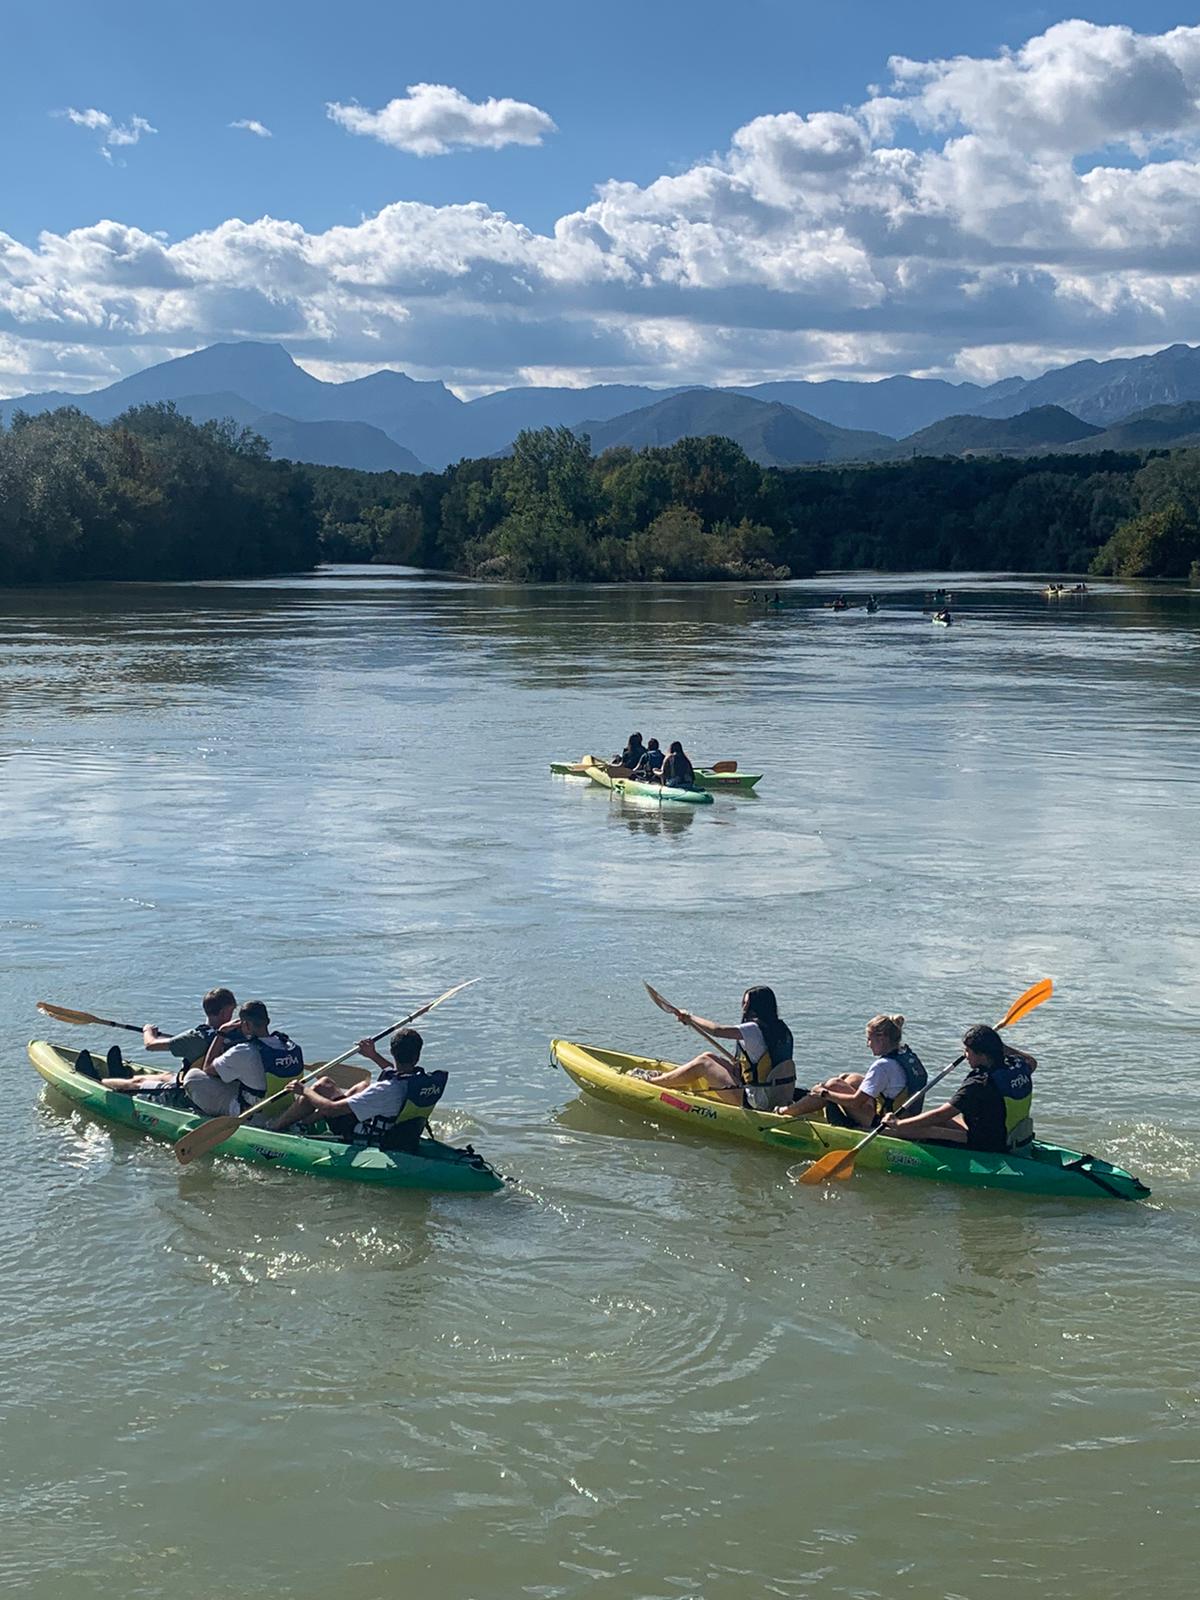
[645,1053,743,1106]
[778,1073,864,1119]
[269,1077,348,1133]
[100,1073,176,1094]
[889,1113,970,1144]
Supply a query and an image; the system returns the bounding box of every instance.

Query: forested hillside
[0,404,319,584]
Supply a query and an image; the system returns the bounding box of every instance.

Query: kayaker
[90,986,239,1093]
[779,1013,926,1129]
[613,732,647,773]
[633,738,665,778]
[640,988,796,1110]
[181,999,304,1117]
[269,1028,446,1152]
[879,1024,1037,1152]
[661,740,697,790]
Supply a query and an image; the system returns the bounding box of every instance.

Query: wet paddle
[795,978,1053,1185]
[644,982,739,1063]
[173,979,481,1166]
[709,761,738,773]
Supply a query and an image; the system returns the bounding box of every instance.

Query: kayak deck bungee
[29,1041,503,1193]
[550,760,761,792]
[579,761,714,805]
[550,1039,1149,1202]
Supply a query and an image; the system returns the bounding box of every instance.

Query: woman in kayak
[779,1013,925,1129]
[641,988,796,1109]
[879,1024,1037,1152]
[614,733,647,772]
[632,737,665,778]
[270,1028,446,1152]
[660,740,697,790]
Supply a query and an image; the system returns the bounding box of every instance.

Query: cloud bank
[12,23,1200,396]
[327,82,556,156]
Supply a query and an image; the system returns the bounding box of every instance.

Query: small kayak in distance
[29,1041,504,1193]
[932,616,953,627]
[550,1039,1150,1201]
[581,763,714,805]
[550,760,761,791]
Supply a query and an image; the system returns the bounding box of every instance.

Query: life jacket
[987,1054,1035,1149]
[247,1031,305,1097]
[352,1069,449,1152]
[737,1024,796,1111]
[873,1045,928,1117]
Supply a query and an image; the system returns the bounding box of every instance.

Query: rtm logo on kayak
[248,1145,281,1160]
[660,1092,717,1120]
[887,1152,923,1169]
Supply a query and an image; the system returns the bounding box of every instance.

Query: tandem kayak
[550,760,761,792]
[550,1039,1150,1202]
[578,761,715,806]
[29,1041,504,1193]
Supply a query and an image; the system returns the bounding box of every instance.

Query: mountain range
[7,338,1200,472]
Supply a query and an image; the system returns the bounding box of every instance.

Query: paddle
[644,981,739,1064]
[173,979,481,1166]
[37,999,371,1094]
[709,761,738,773]
[795,978,1053,1186]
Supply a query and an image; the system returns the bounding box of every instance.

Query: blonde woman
[779,1013,926,1129]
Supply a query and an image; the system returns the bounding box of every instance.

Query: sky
[3,1,1199,396]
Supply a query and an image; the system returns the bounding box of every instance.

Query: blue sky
[3,4,1199,394]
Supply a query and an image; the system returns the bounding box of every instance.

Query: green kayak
[551,760,761,792]
[552,1039,1150,1202]
[581,763,713,805]
[29,1041,504,1194]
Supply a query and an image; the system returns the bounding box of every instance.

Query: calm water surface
[1,569,1198,1600]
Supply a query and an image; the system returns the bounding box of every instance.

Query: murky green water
[2,569,1198,1599]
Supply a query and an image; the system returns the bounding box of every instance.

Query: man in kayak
[778,1013,926,1129]
[632,738,665,779]
[181,999,304,1117]
[640,988,796,1110]
[878,1024,1037,1152]
[89,986,239,1092]
[268,1028,446,1151]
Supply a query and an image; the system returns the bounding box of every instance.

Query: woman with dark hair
[661,740,697,791]
[641,988,796,1110]
[614,733,647,773]
[879,1024,1037,1152]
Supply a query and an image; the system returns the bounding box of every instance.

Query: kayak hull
[580,764,714,805]
[550,760,760,791]
[550,1039,1149,1202]
[29,1041,504,1193]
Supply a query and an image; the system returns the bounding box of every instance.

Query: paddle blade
[798,1148,856,1185]
[644,982,678,1017]
[38,1002,106,1027]
[998,977,1053,1030]
[710,760,738,773]
[174,1115,240,1166]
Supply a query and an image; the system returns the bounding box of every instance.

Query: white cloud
[13,23,1200,393]
[230,119,272,139]
[327,82,556,156]
[60,107,157,163]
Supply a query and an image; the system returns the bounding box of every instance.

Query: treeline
[0,404,319,584]
[308,425,1200,580]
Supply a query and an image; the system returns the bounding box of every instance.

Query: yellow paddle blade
[37,1002,104,1026]
[175,1115,241,1166]
[998,977,1053,1030]
[710,760,738,773]
[797,1148,857,1185]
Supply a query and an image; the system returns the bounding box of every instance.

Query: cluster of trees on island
[4,402,1200,585]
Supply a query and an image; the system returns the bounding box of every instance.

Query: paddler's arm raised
[674,1009,741,1039]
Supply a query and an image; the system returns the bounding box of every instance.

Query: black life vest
[987,1055,1035,1148]
[353,1069,448,1151]
[874,1045,928,1116]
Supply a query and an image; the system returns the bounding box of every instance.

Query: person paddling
[640,987,796,1109]
[780,1013,926,1129]
[269,1028,446,1152]
[91,986,239,1094]
[879,1024,1036,1151]
[661,740,697,790]
[181,999,304,1118]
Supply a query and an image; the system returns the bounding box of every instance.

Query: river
[1,569,1197,1600]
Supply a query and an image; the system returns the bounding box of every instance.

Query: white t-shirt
[734,1022,767,1064]
[341,1077,408,1128]
[210,1041,267,1094]
[859,1054,908,1104]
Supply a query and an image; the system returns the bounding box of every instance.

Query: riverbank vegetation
[0,404,318,583]
[6,406,1200,583]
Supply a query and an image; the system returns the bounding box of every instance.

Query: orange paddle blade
[999,977,1053,1029]
[710,760,738,773]
[797,1148,857,1185]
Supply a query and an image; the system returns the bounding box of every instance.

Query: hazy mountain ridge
[890,405,1103,458]
[6,338,1200,472]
